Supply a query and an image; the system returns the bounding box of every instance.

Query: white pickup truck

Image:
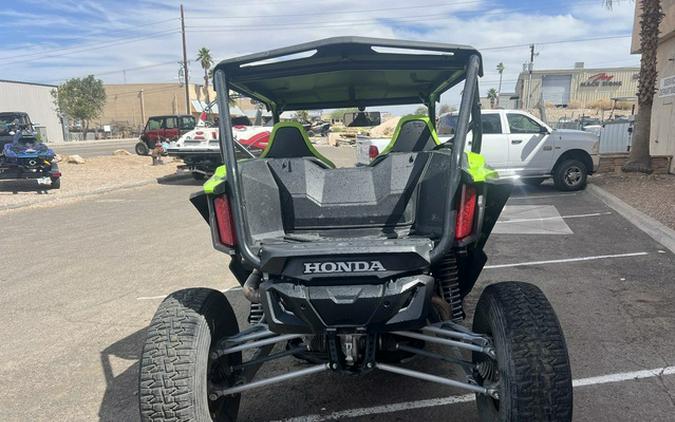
[356,109,600,191]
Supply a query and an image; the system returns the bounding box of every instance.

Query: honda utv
[139,37,572,421]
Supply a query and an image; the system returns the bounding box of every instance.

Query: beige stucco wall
[94,83,218,129]
[632,1,675,172]
[0,80,64,143]
[650,35,675,172]
[632,0,675,53]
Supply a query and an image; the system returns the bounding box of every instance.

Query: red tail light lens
[455,185,477,240]
[368,145,379,160]
[214,196,237,247]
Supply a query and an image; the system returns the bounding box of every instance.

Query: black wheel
[472,282,572,422]
[522,177,545,186]
[553,159,587,191]
[139,288,241,422]
[192,172,207,181]
[135,142,149,156]
[49,177,60,189]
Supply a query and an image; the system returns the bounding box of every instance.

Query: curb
[588,184,675,254]
[0,173,191,212]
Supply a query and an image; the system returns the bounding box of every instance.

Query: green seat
[379,115,441,156]
[261,121,335,168]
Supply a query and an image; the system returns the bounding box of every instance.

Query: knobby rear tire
[139,288,241,422]
[472,281,573,422]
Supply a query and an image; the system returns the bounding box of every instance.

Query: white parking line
[277,365,675,422]
[136,286,242,300]
[497,211,612,225]
[484,252,649,269]
[509,193,578,200]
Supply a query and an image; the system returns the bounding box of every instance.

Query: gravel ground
[0,155,179,212]
[591,173,675,229]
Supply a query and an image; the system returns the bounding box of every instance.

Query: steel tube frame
[223,325,276,346]
[422,324,490,346]
[393,330,494,356]
[214,69,262,268]
[215,54,483,270]
[215,333,302,357]
[429,54,482,264]
[397,344,475,370]
[377,363,488,395]
[211,364,329,398]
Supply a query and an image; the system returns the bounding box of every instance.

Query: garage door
[542,75,572,105]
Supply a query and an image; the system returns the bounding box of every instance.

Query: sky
[0,0,639,111]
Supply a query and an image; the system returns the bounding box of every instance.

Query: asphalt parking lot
[1,159,674,421]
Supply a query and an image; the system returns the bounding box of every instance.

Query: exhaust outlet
[243,269,262,303]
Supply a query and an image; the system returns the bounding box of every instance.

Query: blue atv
[0,117,61,189]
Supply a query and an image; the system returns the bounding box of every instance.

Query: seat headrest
[260,121,335,168]
[379,115,441,155]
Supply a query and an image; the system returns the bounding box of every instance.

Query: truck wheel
[135,142,149,156]
[472,282,572,422]
[49,177,60,189]
[553,159,587,191]
[139,288,241,422]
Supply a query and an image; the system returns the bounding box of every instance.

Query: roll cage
[212,36,485,269]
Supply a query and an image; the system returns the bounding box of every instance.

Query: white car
[357,109,599,191]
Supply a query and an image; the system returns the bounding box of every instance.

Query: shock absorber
[433,254,463,322]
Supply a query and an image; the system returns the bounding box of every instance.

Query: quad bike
[139,37,573,421]
[0,122,60,189]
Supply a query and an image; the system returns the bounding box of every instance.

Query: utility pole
[525,44,535,110]
[180,4,190,114]
[139,89,146,126]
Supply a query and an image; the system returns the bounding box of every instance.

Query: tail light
[455,185,477,240]
[368,145,379,160]
[214,196,237,247]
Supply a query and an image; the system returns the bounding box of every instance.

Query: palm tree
[496,62,505,107]
[196,47,214,104]
[487,88,498,109]
[605,0,664,173]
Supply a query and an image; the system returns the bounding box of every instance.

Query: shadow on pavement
[0,179,53,193]
[99,328,147,422]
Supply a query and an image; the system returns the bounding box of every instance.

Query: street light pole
[180,4,190,114]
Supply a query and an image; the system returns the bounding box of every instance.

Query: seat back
[379,115,441,155]
[260,121,335,168]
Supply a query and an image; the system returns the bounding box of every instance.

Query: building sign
[658,75,675,97]
[580,73,622,88]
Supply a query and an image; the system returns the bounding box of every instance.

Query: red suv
[135,115,196,155]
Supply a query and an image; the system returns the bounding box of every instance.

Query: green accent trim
[379,114,441,155]
[261,121,335,168]
[464,151,498,182]
[203,164,227,194]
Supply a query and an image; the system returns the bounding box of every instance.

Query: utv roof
[214,37,483,111]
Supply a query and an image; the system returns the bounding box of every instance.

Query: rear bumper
[260,275,434,334]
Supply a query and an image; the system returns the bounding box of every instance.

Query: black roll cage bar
[214,53,483,269]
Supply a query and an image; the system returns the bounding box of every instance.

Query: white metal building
[0,79,64,143]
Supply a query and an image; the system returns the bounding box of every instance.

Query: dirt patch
[591,173,675,230]
[0,155,179,212]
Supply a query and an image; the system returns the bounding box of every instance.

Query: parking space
[1,177,674,421]
[228,181,675,421]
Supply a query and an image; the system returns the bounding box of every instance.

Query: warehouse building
[0,79,64,143]
[633,0,675,173]
[94,83,255,132]
[515,64,639,109]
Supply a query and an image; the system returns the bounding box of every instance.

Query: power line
[0,19,180,61]
[185,0,604,32]
[1,30,179,66]
[187,0,485,20]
